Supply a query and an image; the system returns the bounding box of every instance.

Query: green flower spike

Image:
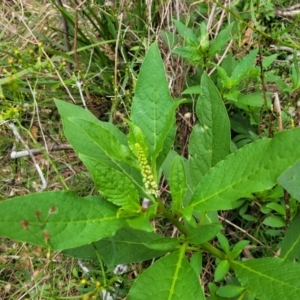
[135,143,158,197]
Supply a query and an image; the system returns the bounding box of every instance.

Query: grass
[0,240,79,299]
[1,0,300,299]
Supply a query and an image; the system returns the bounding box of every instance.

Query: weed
[1,1,300,299]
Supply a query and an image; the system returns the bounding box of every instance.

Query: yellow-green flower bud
[135,143,158,196]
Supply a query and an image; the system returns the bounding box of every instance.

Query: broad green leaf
[55,100,145,193]
[190,251,202,275]
[214,260,230,282]
[127,120,149,158]
[280,211,300,260]
[209,22,235,58]
[216,66,231,88]
[173,19,198,42]
[199,22,209,51]
[153,103,178,170]
[231,49,258,86]
[265,202,285,215]
[127,203,157,232]
[0,192,125,250]
[170,156,187,211]
[189,128,300,212]
[262,54,277,68]
[233,258,300,300]
[278,160,300,201]
[55,103,146,194]
[172,46,202,61]
[224,89,240,102]
[187,223,223,245]
[228,240,250,259]
[216,285,245,298]
[63,227,169,265]
[55,100,127,164]
[241,214,258,222]
[263,216,285,228]
[146,237,180,251]
[182,85,202,95]
[70,117,137,167]
[131,43,174,164]
[220,53,238,77]
[161,150,194,206]
[217,233,230,254]
[237,92,271,108]
[128,250,205,300]
[189,72,231,189]
[79,154,141,214]
[156,120,177,170]
[209,283,228,300]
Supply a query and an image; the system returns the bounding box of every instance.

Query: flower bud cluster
[135,143,158,196]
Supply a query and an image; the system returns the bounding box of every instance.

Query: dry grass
[0,240,79,299]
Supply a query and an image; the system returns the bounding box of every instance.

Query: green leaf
[216,285,245,298]
[127,120,149,158]
[131,43,174,165]
[162,150,194,206]
[265,202,285,215]
[63,227,169,265]
[146,238,180,251]
[190,251,202,275]
[280,211,300,260]
[154,103,178,170]
[172,46,202,61]
[160,30,178,49]
[228,240,250,259]
[79,154,141,214]
[127,204,157,232]
[187,223,223,245]
[263,216,285,228]
[262,54,277,68]
[170,156,187,211]
[199,23,209,51]
[182,85,202,95]
[241,214,258,222]
[55,100,146,191]
[233,258,300,300]
[217,233,230,253]
[237,92,271,108]
[188,73,231,189]
[278,160,300,201]
[220,53,238,77]
[230,113,257,135]
[66,117,148,194]
[214,260,230,282]
[173,19,198,42]
[55,100,127,164]
[231,49,258,86]
[209,283,228,300]
[0,192,125,250]
[189,128,300,212]
[70,117,136,167]
[209,22,235,58]
[216,66,231,88]
[128,250,205,300]
[224,90,240,102]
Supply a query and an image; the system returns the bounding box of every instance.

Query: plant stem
[156,197,189,235]
[156,197,226,260]
[200,241,226,260]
